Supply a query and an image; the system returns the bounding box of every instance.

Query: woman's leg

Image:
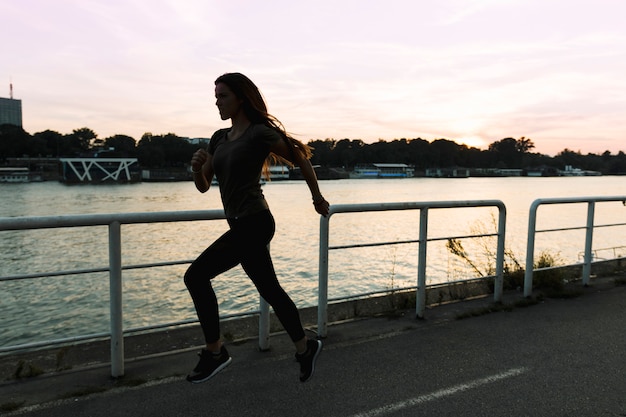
[185,210,320,382]
[184,229,240,345]
[243,243,321,382]
[236,211,306,343]
[241,244,306,343]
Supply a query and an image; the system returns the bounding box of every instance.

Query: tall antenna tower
[10,81,13,99]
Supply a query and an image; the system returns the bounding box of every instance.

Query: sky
[2,0,626,156]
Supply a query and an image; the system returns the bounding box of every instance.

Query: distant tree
[308,139,334,166]
[456,144,484,168]
[330,139,364,169]
[104,134,137,157]
[515,136,535,153]
[136,133,164,167]
[0,124,31,158]
[64,127,98,156]
[136,132,195,168]
[554,149,583,169]
[407,138,431,169]
[4,124,626,175]
[33,130,64,157]
[430,138,461,167]
[489,137,521,168]
[608,151,626,174]
[376,138,411,164]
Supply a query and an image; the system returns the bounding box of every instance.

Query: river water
[1,177,625,347]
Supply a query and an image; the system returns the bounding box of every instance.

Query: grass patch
[13,360,44,379]
[55,346,72,372]
[446,218,569,295]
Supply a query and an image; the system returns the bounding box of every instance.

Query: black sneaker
[186,345,232,383]
[295,339,322,382]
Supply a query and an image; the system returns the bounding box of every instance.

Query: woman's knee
[183,264,202,289]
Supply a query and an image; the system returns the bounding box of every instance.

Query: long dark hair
[214,73,313,177]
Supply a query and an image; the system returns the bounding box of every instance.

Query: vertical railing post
[416,208,429,319]
[582,201,595,286]
[108,221,124,377]
[318,213,331,338]
[259,245,271,351]
[524,202,539,297]
[493,204,507,302]
[258,297,270,351]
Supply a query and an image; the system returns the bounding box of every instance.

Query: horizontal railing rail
[524,196,626,297]
[317,200,507,337]
[577,245,626,262]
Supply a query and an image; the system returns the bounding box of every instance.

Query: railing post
[258,297,270,351]
[493,204,507,302]
[416,208,429,319]
[582,201,595,286]
[108,221,124,377]
[259,245,271,351]
[524,202,539,297]
[318,213,331,338]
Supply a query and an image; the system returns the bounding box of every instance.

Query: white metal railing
[0,210,273,377]
[524,196,626,297]
[3,196,623,377]
[317,200,507,338]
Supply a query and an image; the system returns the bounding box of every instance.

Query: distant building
[425,167,470,178]
[351,163,415,178]
[0,97,22,127]
[184,137,210,146]
[495,168,523,177]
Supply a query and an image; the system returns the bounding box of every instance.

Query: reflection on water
[1,177,625,346]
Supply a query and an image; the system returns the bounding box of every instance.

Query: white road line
[349,367,529,417]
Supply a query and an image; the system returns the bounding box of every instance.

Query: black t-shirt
[208,124,281,218]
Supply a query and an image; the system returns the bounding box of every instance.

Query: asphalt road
[3,282,625,417]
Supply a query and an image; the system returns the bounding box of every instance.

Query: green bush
[533,251,565,291]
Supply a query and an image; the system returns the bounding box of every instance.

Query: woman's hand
[191,149,214,193]
[191,149,209,174]
[313,196,330,217]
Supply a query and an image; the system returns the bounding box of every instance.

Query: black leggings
[184,209,306,344]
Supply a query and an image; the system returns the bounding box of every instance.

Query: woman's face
[215,83,242,120]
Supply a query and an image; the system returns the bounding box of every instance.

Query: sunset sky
[2,0,625,156]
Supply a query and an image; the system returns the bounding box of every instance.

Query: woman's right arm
[191,149,214,193]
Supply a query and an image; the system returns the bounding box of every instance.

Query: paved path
[2,280,625,416]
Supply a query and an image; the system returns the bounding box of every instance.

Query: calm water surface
[1,177,625,347]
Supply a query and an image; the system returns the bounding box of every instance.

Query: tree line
[1,124,625,174]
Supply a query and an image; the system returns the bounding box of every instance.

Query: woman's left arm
[270,140,329,216]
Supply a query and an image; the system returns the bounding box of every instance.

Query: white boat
[350,164,381,179]
[350,163,415,178]
[0,167,30,183]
